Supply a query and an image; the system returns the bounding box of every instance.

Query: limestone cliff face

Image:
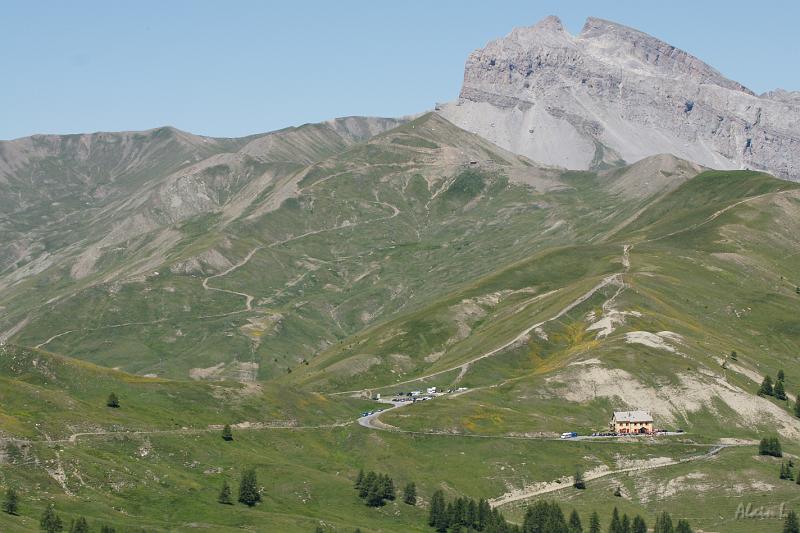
[440,16,800,181]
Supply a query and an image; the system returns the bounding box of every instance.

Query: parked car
[560,432,578,439]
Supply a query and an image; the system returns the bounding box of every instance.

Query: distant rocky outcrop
[439,16,800,181]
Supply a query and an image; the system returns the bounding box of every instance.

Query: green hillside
[2,115,800,532]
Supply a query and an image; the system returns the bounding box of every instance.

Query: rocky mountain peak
[440,15,800,181]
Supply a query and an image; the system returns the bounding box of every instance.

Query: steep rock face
[439,16,800,181]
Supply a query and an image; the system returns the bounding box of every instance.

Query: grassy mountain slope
[3,115,800,532]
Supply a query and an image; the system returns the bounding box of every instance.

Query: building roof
[613,410,653,423]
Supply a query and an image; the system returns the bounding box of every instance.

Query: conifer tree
[466,498,478,527]
[569,509,583,533]
[785,510,800,533]
[654,512,674,533]
[429,490,446,529]
[573,469,586,489]
[100,526,116,533]
[589,511,602,533]
[477,498,491,530]
[238,468,261,507]
[222,424,233,441]
[778,369,786,382]
[106,392,120,408]
[69,517,89,533]
[621,514,630,533]
[380,474,395,501]
[40,504,64,533]
[366,481,384,507]
[354,469,364,490]
[632,515,647,533]
[2,487,19,515]
[730,350,738,360]
[218,480,233,504]
[760,436,783,457]
[759,376,774,396]
[359,471,376,499]
[675,519,693,533]
[402,482,416,505]
[776,379,788,400]
[609,507,622,533]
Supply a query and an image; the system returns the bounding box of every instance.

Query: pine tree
[106,392,120,408]
[401,482,416,505]
[675,519,693,533]
[785,510,800,533]
[589,511,602,533]
[621,514,630,533]
[429,490,446,529]
[730,350,738,360]
[466,498,478,528]
[775,379,788,400]
[366,481,384,507]
[759,376,774,396]
[222,424,233,441]
[359,472,375,499]
[40,504,64,533]
[380,474,395,501]
[632,515,647,533]
[654,512,674,533]
[237,468,261,507]
[100,526,116,533]
[2,487,18,515]
[354,469,364,490]
[778,369,786,382]
[218,480,233,504]
[477,498,491,530]
[569,509,583,533]
[573,469,586,489]
[609,507,622,533]
[69,517,89,533]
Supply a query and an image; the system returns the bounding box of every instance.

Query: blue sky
[1,0,797,140]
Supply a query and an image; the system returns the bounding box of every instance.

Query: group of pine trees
[353,470,396,507]
[760,436,783,457]
[3,490,116,533]
[519,503,668,533]
[217,468,261,507]
[426,497,695,533]
[428,490,511,533]
[759,369,788,400]
[779,460,797,481]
